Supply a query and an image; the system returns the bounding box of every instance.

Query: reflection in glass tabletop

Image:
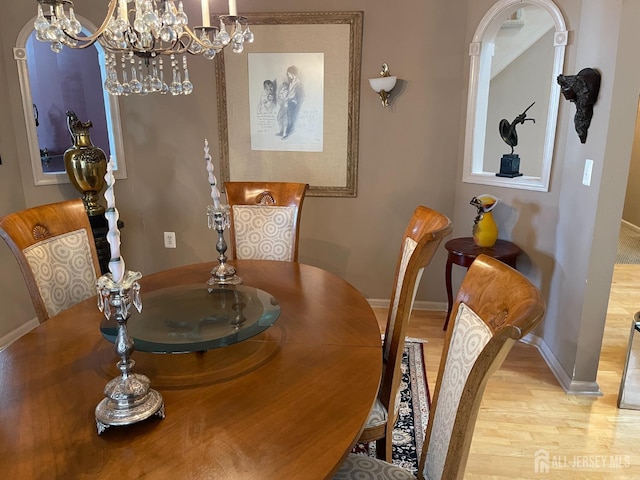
[100,284,280,353]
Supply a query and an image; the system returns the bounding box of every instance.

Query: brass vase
[64,111,107,216]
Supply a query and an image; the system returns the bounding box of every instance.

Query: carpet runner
[617,221,640,264]
[353,340,430,474]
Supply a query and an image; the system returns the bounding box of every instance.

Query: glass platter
[100,283,280,353]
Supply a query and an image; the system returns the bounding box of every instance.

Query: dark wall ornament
[557,67,601,143]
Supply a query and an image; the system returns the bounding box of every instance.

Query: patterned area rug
[617,222,640,264]
[353,341,430,474]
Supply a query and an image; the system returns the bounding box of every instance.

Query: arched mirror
[462,0,567,191]
[14,16,126,186]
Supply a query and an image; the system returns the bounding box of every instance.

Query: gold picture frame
[215,11,363,197]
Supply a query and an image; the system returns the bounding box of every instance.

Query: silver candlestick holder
[207,204,242,286]
[95,270,165,435]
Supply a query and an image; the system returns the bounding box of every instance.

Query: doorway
[14,16,126,186]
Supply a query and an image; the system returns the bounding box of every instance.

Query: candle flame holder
[207,204,242,286]
[95,270,164,435]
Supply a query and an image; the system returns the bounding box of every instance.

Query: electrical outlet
[583,159,594,186]
[164,231,176,248]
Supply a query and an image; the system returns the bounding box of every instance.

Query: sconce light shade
[368,76,397,93]
[369,63,397,107]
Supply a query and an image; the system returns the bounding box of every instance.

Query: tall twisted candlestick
[204,139,221,209]
[104,157,125,282]
[207,204,242,286]
[95,158,164,434]
[204,139,241,286]
[95,272,164,434]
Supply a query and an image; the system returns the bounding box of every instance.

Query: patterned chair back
[420,254,545,480]
[224,182,308,262]
[0,199,101,323]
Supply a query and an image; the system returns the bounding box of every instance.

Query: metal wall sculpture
[557,67,601,144]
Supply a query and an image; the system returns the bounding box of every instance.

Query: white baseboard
[521,332,603,396]
[369,299,602,396]
[0,318,39,351]
[621,219,640,232]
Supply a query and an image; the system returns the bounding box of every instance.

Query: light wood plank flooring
[373,264,640,479]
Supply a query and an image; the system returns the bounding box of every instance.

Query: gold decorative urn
[64,111,107,216]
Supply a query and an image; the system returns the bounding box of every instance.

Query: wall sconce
[368,63,397,107]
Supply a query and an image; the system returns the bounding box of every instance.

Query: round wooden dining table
[0,260,382,479]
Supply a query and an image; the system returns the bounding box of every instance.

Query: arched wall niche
[14,16,126,186]
[462,0,568,191]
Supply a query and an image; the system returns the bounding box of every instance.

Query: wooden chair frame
[418,254,545,479]
[333,254,545,480]
[359,206,452,460]
[224,182,308,262]
[0,199,100,323]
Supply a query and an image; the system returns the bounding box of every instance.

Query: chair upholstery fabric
[424,303,490,480]
[225,182,308,262]
[23,229,97,318]
[334,454,417,480]
[365,398,388,429]
[384,237,421,361]
[231,205,296,261]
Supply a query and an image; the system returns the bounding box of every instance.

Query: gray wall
[623,102,640,227]
[0,32,33,339]
[453,0,638,394]
[0,0,636,394]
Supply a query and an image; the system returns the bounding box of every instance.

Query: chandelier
[33,0,254,96]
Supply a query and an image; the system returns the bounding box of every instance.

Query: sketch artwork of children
[248,53,322,153]
[257,79,277,114]
[276,81,289,137]
[279,65,304,140]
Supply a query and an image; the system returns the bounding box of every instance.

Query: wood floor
[373,264,640,479]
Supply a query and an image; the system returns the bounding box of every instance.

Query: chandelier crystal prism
[33,0,254,96]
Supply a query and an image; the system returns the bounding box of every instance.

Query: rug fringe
[380,335,429,344]
[406,336,428,344]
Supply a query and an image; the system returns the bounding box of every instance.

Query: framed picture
[215,11,363,197]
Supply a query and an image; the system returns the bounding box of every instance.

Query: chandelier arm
[98,35,193,57]
[181,25,217,50]
[58,0,119,47]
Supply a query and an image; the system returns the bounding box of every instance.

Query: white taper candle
[104,157,125,283]
[201,0,211,27]
[228,0,237,16]
[119,0,128,22]
[204,139,221,209]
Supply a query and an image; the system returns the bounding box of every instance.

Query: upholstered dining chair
[224,182,308,262]
[0,199,101,323]
[358,206,452,462]
[334,254,545,480]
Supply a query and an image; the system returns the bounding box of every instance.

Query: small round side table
[444,237,521,330]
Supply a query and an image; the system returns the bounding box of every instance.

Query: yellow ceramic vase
[471,194,499,247]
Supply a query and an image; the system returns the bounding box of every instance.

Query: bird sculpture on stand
[496,102,535,178]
